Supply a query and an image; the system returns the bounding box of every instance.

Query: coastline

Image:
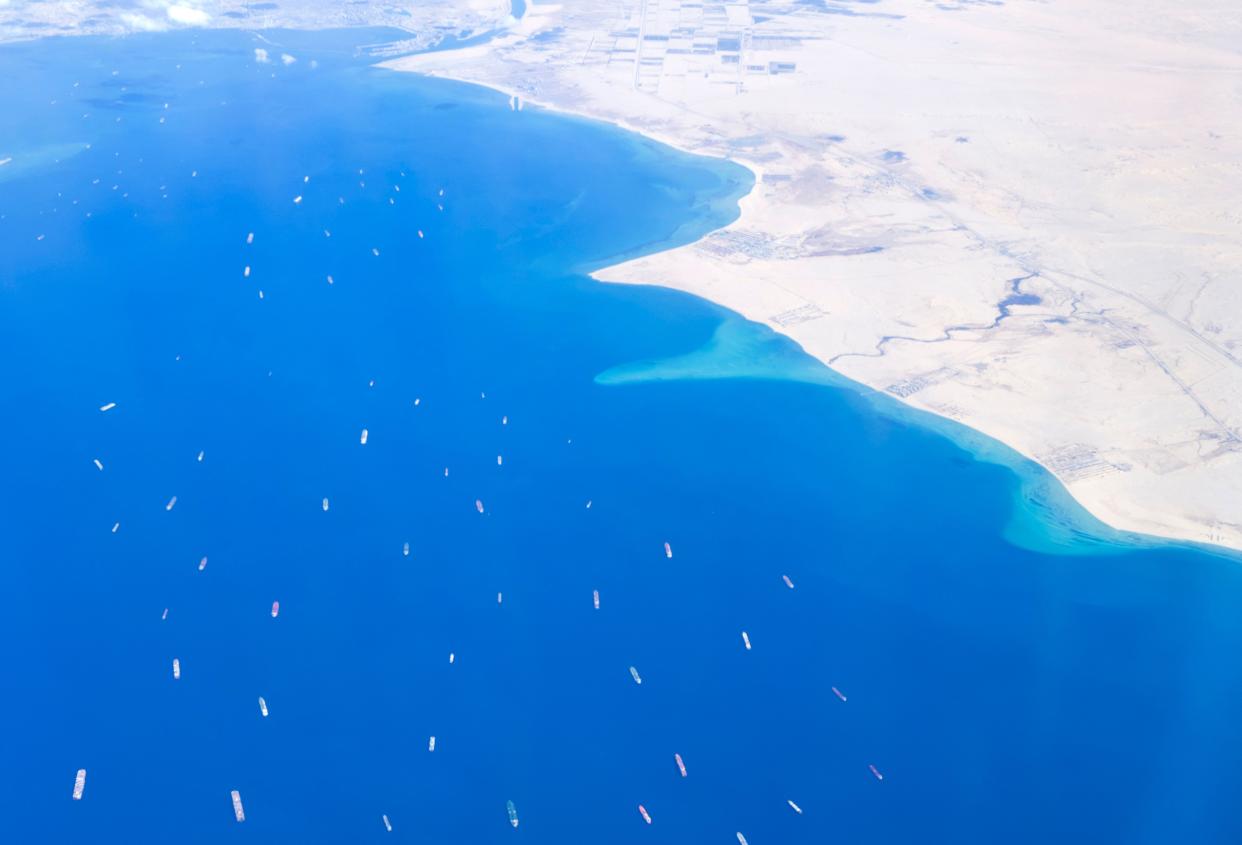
[374,55,1197,559]
[9,26,1242,841]
[379,0,1242,555]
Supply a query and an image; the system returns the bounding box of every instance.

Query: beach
[383,0,1242,552]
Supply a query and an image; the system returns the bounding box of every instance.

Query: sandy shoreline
[383,0,1242,553]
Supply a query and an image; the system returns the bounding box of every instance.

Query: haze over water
[2,28,1242,844]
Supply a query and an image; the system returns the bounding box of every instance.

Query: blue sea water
[2,28,1242,844]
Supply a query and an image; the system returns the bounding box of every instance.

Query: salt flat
[386,0,1242,551]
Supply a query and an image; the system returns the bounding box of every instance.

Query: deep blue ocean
[3,28,1242,844]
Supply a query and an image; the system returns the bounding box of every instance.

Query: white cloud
[120,12,167,31]
[254,48,270,64]
[167,4,210,26]
[280,53,297,66]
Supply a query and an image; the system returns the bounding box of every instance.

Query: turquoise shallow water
[2,27,1242,844]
